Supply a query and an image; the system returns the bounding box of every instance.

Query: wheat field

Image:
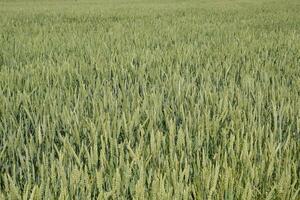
[0,0,300,199]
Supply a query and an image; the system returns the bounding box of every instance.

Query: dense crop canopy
[0,0,299,199]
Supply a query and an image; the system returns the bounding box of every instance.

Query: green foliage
[0,0,300,199]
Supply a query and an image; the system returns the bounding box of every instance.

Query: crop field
[0,0,300,199]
